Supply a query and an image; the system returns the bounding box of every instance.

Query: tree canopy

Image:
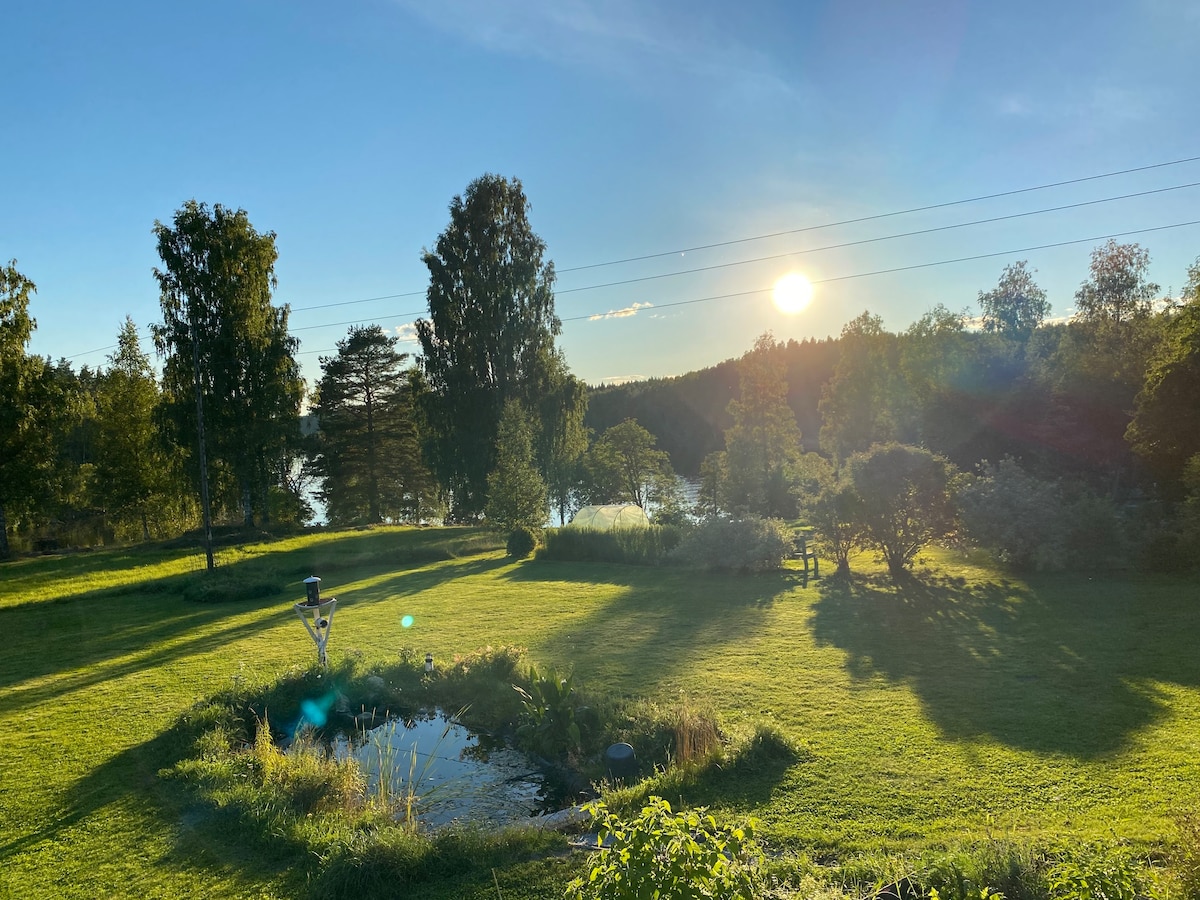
[416,174,563,520]
[977,260,1050,340]
[309,325,435,525]
[152,200,304,527]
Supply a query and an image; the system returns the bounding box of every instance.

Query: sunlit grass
[2,529,1199,898]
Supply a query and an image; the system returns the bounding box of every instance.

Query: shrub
[567,797,765,900]
[506,525,538,558]
[847,443,957,578]
[669,516,793,572]
[539,525,682,565]
[958,459,1066,571]
[1059,489,1125,570]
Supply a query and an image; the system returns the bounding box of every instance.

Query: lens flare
[300,698,329,729]
[401,615,414,628]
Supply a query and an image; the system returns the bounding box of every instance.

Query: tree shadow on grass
[336,555,513,605]
[0,710,307,894]
[507,560,801,694]
[0,537,506,693]
[810,570,1200,758]
[0,605,296,715]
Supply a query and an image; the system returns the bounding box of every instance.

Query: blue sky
[4,0,1199,387]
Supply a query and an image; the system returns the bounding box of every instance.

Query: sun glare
[772,272,813,315]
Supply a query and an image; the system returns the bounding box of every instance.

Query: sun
[772,272,813,315]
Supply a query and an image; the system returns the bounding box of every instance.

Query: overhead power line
[59,153,1200,362]
[59,218,1200,368]
[561,218,1200,322]
[553,181,1200,297]
[557,153,1200,273]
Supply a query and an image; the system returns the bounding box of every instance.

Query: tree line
[3,173,1200,570]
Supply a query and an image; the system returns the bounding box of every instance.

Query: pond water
[342,711,548,830]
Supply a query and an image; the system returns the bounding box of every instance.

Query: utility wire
[59,155,1200,362]
[562,218,1200,322]
[557,154,1200,273]
[62,218,1200,368]
[553,181,1200,297]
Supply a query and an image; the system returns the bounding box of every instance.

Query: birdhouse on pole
[294,575,338,667]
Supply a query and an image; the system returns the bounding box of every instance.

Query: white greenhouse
[567,504,650,530]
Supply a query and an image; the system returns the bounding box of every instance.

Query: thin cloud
[389,0,806,103]
[394,322,419,342]
[589,301,653,321]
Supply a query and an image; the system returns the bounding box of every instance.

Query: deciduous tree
[819,312,905,462]
[1128,258,1200,489]
[846,442,956,578]
[977,260,1050,340]
[0,261,46,556]
[583,419,673,509]
[153,201,304,528]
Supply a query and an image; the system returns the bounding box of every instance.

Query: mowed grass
[2,527,1199,898]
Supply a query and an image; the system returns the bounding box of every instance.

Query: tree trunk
[242,483,255,527]
[140,509,150,543]
[0,503,9,559]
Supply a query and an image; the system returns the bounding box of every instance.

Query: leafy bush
[846,443,957,578]
[506,525,538,558]
[958,459,1067,571]
[669,516,793,572]
[539,525,683,565]
[567,797,765,900]
[1048,844,1141,900]
[804,481,863,576]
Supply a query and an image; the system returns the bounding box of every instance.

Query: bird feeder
[295,575,338,667]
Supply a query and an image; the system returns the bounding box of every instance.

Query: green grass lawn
[2,527,1199,898]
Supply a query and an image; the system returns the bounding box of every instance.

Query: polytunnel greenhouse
[567,504,650,530]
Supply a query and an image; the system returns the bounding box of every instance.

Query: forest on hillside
[4,175,1200,573]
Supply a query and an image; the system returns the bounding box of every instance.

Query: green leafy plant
[929,886,1005,900]
[566,796,765,900]
[513,665,581,757]
[1049,845,1141,900]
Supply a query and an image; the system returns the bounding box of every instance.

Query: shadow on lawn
[0,605,295,715]
[510,559,800,692]
[0,713,306,893]
[0,533,504,694]
[811,570,1200,758]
